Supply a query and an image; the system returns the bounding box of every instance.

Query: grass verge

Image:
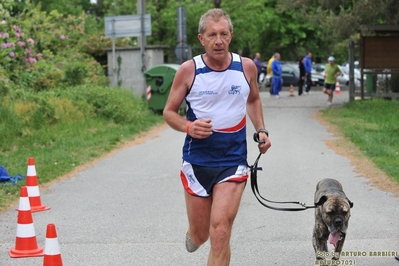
[319,98,399,185]
[0,86,164,212]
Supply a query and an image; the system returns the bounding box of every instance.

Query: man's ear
[198,34,203,45]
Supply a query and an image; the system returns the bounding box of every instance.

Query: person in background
[271,53,282,98]
[304,51,313,94]
[267,53,275,94]
[253,52,264,84]
[162,8,271,265]
[298,56,306,96]
[323,56,341,106]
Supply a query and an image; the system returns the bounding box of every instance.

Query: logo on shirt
[199,90,218,95]
[228,85,241,95]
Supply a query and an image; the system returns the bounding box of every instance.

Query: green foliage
[64,62,89,86]
[0,84,163,211]
[321,99,399,183]
[0,85,157,154]
[0,17,40,77]
[0,66,13,96]
[0,0,13,18]
[71,86,151,124]
[1,4,109,93]
[277,0,397,63]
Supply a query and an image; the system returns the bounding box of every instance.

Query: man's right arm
[163,61,213,139]
[163,60,193,133]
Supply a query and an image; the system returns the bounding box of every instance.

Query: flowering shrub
[0,5,109,92]
[0,18,40,75]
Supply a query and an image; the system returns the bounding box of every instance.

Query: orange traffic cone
[9,186,44,258]
[43,224,63,266]
[26,157,50,212]
[289,84,294,96]
[335,81,341,94]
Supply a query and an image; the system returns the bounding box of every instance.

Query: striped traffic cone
[26,157,50,212]
[9,186,44,258]
[335,80,341,94]
[43,224,63,266]
[289,84,295,96]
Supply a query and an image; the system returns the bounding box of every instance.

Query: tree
[277,0,399,62]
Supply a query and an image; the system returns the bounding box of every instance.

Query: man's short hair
[198,8,233,34]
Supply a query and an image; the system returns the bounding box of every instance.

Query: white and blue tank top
[183,52,250,167]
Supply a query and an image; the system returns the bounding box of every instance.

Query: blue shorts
[180,161,248,197]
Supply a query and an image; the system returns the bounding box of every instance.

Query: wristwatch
[257,129,269,137]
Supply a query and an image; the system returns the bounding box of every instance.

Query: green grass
[320,99,399,183]
[0,86,164,211]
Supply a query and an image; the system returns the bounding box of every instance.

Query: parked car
[337,65,365,86]
[258,61,270,87]
[312,63,326,73]
[281,63,300,86]
[341,61,359,69]
[311,69,324,86]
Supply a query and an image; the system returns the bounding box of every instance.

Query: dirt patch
[313,110,399,197]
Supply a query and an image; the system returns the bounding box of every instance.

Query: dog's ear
[348,199,354,208]
[315,195,327,206]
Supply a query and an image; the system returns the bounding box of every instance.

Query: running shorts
[180,161,248,197]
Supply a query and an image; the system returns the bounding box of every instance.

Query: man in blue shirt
[271,53,282,98]
[304,51,312,94]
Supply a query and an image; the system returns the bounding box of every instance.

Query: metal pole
[112,19,117,86]
[348,40,355,102]
[138,0,146,72]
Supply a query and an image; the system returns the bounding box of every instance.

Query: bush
[0,5,110,94]
[64,62,89,86]
[70,86,150,124]
[0,85,154,153]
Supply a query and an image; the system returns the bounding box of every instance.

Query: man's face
[198,18,233,61]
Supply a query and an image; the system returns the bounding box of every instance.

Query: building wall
[106,46,167,96]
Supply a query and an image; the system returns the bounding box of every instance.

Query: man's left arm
[242,57,271,154]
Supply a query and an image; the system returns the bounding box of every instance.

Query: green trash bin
[144,64,181,112]
[366,74,375,93]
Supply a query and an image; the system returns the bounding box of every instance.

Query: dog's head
[315,194,353,235]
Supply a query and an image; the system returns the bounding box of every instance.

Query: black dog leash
[249,132,317,212]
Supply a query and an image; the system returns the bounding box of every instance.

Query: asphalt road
[1,88,398,265]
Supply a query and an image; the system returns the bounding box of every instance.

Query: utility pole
[137,0,146,72]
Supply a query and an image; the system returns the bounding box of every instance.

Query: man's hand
[187,119,213,139]
[257,131,271,154]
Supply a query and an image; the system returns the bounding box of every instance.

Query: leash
[249,132,318,212]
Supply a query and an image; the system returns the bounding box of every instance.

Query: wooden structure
[349,25,399,101]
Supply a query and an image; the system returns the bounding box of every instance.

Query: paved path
[1,88,398,265]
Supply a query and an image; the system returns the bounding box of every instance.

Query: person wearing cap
[323,56,341,106]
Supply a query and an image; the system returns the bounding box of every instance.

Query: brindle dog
[313,178,353,261]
